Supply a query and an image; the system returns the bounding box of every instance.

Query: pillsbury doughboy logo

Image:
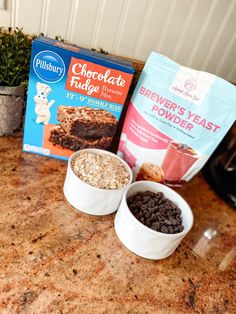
[33,50,65,83]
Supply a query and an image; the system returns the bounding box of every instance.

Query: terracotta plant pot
[0,86,25,135]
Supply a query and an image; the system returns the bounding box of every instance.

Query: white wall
[1,0,236,82]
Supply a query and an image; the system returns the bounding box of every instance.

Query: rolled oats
[71,151,130,189]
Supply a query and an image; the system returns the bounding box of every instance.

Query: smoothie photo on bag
[118,52,236,185]
[161,142,199,183]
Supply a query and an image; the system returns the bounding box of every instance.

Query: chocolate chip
[127,190,184,234]
[135,195,142,201]
[150,213,156,221]
[141,205,148,211]
[143,196,150,204]
[150,225,157,231]
[146,191,155,197]
[146,219,152,227]
[148,207,156,214]
[169,217,177,225]
[148,200,155,208]
[152,222,160,229]
[130,204,136,210]
[127,196,134,205]
[161,226,168,233]
[174,226,180,232]
[160,207,166,215]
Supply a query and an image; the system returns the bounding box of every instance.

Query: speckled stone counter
[0,134,235,314]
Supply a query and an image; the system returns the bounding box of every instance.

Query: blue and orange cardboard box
[23,36,134,160]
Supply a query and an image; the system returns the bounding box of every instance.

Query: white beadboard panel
[15,0,43,34]
[43,0,73,39]
[112,0,148,56]
[10,0,16,27]
[186,0,219,68]
[155,0,178,53]
[0,0,12,26]
[158,0,197,58]
[133,0,171,60]
[172,0,213,66]
[0,9,10,25]
[215,32,236,77]
[39,0,49,34]
[171,0,200,62]
[66,0,79,42]
[188,0,233,71]
[0,0,236,82]
[202,0,236,75]
[0,0,5,10]
[110,0,130,53]
[89,0,106,48]
[227,63,236,82]
[70,0,100,48]
[90,0,124,52]
[224,36,236,80]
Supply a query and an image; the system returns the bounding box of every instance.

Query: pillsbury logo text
[33,50,65,83]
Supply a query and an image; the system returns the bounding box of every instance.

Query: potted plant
[0,27,33,135]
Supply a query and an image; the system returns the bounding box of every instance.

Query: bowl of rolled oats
[63,149,133,215]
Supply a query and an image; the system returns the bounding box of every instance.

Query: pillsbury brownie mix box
[23,36,134,160]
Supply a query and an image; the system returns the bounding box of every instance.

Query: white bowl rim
[123,181,194,237]
[68,148,133,192]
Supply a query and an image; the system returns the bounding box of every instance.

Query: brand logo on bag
[33,50,65,83]
[169,66,215,105]
[184,78,197,91]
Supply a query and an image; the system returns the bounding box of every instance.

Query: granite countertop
[0,134,235,314]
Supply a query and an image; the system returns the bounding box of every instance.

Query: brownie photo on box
[58,106,117,138]
[49,125,112,151]
[49,106,117,151]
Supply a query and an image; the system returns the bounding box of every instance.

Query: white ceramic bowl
[114,181,193,259]
[64,149,133,215]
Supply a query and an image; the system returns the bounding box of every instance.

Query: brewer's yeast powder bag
[118,52,236,184]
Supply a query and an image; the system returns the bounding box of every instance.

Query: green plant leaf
[0,28,33,87]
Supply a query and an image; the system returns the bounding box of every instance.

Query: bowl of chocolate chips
[114,181,193,259]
